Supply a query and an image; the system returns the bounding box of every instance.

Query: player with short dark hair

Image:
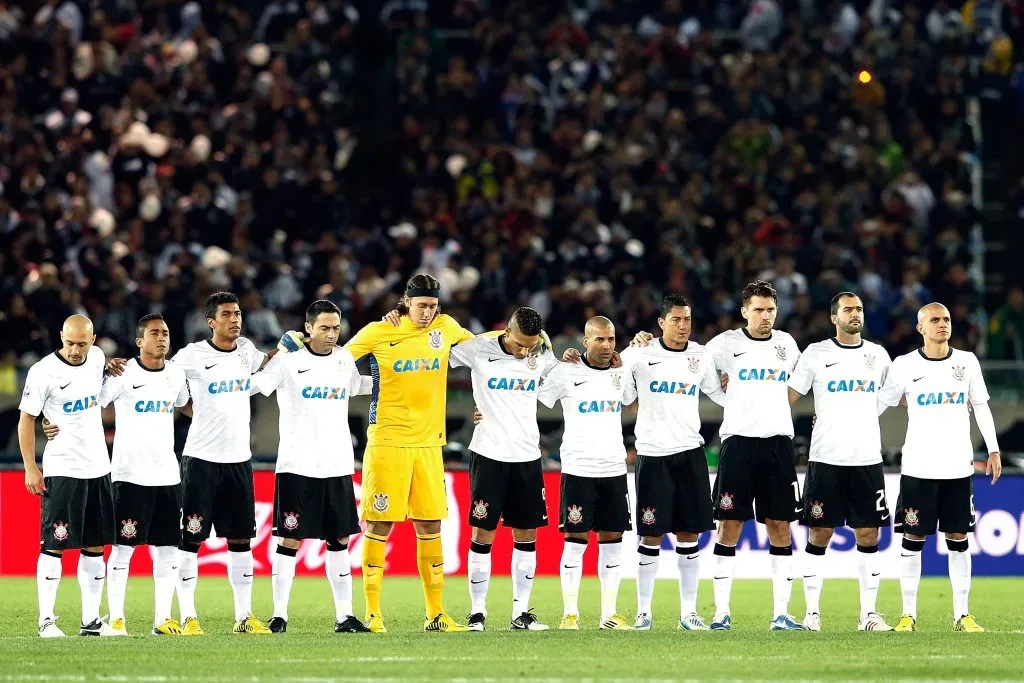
[344,274,476,633]
[170,291,300,635]
[705,280,806,630]
[450,307,558,632]
[255,299,372,634]
[788,292,894,631]
[879,302,1001,632]
[539,316,637,631]
[620,295,727,631]
[19,315,118,637]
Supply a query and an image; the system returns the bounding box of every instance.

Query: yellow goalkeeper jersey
[344,314,474,448]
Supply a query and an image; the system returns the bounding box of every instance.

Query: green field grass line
[0,577,1021,681]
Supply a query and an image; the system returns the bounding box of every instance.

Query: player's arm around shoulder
[343,320,389,361]
[449,334,482,369]
[787,342,816,404]
[439,314,476,344]
[252,351,286,397]
[98,372,126,408]
[537,363,567,408]
[876,353,907,413]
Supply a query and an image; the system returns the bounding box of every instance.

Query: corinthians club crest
[809,502,824,520]
[775,345,787,361]
[525,354,538,370]
[283,512,300,530]
[120,519,138,539]
[185,514,204,535]
[471,500,489,520]
[52,521,69,542]
[372,492,390,513]
[611,373,622,390]
[566,505,584,525]
[687,356,700,373]
[641,507,657,525]
[428,329,443,349]
[953,365,966,381]
[903,507,920,527]
[864,353,875,369]
[719,493,734,510]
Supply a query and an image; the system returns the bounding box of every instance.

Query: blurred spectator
[988,287,1024,360]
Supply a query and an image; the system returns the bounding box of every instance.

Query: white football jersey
[878,348,989,479]
[706,328,800,440]
[253,347,370,478]
[19,349,110,479]
[620,339,725,456]
[450,335,560,463]
[172,338,264,464]
[537,358,637,477]
[99,358,190,486]
[789,338,891,466]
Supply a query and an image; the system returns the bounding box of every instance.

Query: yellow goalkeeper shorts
[360,445,448,522]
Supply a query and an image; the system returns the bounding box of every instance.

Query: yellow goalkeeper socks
[362,532,388,617]
[416,533,445,618]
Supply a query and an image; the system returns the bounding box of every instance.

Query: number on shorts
[970,494,976,516]
[791,480,800,502]
[875,489,886,512]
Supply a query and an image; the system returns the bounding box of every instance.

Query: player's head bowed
[60,314,96,365]
[398,274,441,329]
[304,299,343,352]
[658,294,691,345]
[505,307,545,359]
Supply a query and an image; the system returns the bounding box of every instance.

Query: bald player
[19,315,118,637]
[538,316,637,630]
[879,303,1001,632]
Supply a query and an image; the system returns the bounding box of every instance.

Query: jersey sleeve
[967,353,991,405]
[18,365,47,417]
[618,347,638,374]
[170,345,198,380]
[341,351,369,396]
[449,337,478,369]
[252,355,284,397]
[788,345,815,395]
[786,334,801,373]
[705,333,728,373]
[444,315,476,345]
[537,365,567,408]
[242,338,265,372]
[174,370,191,407]
[877,346,893,386]
[699,355,727,406]
[877,357,906,407]
[539,350,560,377]
[343,323,379,361]
[621,373,638,406]
[98,375,125,408]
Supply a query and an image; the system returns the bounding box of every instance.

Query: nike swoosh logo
[112,567,127,571]
[647,361,661,366]
[574,381,587,386]
[713,576,729,580]
[368,564,383,569]
[900,554,914,558]
[297,369,311,374]
[93,576,104,581]
[242,573,253,578]
[881,515,890,520]
[132,384,145,390]
[338,572,351,577]
[825,362,838,368]
[182,577,195,582]
[431,563,443,569]
[205,364,219,370]
[686,555,699,560]
[45,576,59,581]
[487,358,502,363]
[786,577,794,582]
[470,579,487,584]
[524,574,534,580]
[802,575,816,579]
[60,382,72,390]
[389,341,402,347]
[638,562,656,567]
[871,573,881,577]
[563,564,576,570]
[913,377,925,382]
[733,352,746,357]
[604,564,619,569]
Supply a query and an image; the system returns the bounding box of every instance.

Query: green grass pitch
[0,576,1022,681]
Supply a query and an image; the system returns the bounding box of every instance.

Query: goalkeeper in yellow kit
[344,274,474,633]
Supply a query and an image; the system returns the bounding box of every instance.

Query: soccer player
[253,300,372,634]
[537,316,636,631]
[878,302,1001,632]
[448,307,558,632]
[618,295,727,631]
[344,274,475,633]
[704,280,804,631]
[171,291,289,635]
[18,315,118,637]
[787,293,894,632]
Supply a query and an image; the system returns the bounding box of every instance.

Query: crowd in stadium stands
[2,0,1024,377]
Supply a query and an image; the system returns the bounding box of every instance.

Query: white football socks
[802,543,826,616]
[271,545,297,620]
[227,546,255,622]
[511,541,537,618]
[106,544,135,621]
[636,543,660,615]
[900,537,925,618]
[947,537,972,620]
[37,552,62,627]
[712,543,736,619]
[78,551,106,626]
[559,538,587,616]
[153,546,180,625]
[770,545,794,618]
[177,547,199,621]
[597,540,623,622]
[326,544,353,621]
[676,543,700,617]
[467,541,491,617]
[856,543,880,619]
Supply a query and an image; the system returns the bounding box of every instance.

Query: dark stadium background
[0,0,1022,469]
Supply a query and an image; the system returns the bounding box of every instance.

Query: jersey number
[875,489,887,512]
[970,494,976,517]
